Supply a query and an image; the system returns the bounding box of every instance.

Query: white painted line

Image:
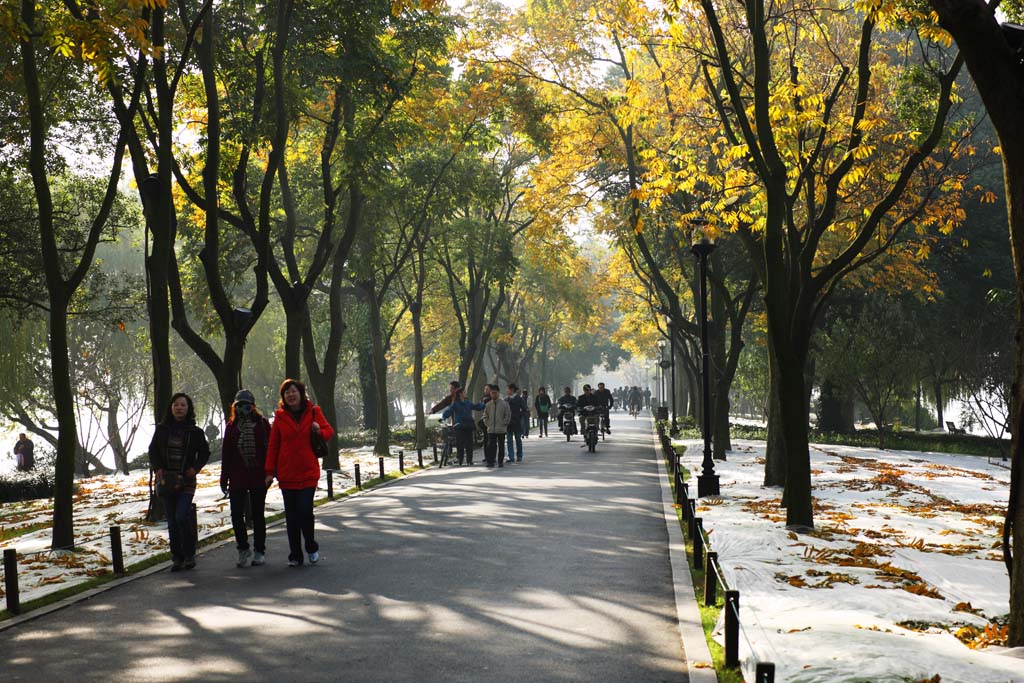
[651,427,718,683]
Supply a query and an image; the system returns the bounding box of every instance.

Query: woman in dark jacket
[221,389,272,568]
[149,393,211,572]
[265,379,334,567]
[534,387,552,437]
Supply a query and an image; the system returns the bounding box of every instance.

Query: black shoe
[184,556,196,570]
[170,560,184,573]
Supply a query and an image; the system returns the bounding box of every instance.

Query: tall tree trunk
[412,305,427,449]
[366,288,391,455]
[763,334,787,489]
[357,338,377,431]
[934,379,945,428]
[107,395,129,474]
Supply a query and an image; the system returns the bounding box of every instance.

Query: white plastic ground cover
[0,446,411,606]
[676,438,1023,683]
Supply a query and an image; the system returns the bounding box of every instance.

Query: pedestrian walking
[521,388,532,437]
[506,383,526,463]
[265,379,334,567]
[221,390,271,568]
[534,387,551,437]
[482,384,511,468]
[441,388,486,465]
[149,393,211,572]
[13,433,34,472]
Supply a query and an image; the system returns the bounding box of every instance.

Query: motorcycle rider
[557,386,577,431]
[595,382,614,433]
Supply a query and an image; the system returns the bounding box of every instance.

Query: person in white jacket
[482,384,511,467]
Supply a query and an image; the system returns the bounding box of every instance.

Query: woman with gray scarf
[221,390,272,567]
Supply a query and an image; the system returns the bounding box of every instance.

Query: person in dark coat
[221,390,271,568]
[13,433,34,472]
[149,393,211,572]
[505,383,526,463]
[534,387,552,437]
[441,388,486,465]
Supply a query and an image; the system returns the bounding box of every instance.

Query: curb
[0,463,436,633]
[650,427,718,683]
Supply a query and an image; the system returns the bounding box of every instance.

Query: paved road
[1,416,687,682]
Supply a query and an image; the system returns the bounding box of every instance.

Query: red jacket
[267,403,334,490]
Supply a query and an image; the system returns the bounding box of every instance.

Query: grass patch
[0,521,50,543]
[0,463,429,622]
[674,423,1009,459]
[663,441,746,683]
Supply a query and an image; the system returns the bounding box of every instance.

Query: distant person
[521,389,532,437]
[441,388,486,465]
[595,382,614,433]
[221,390,271,568]
[482,384,511,468]
[643,387,652,409]
[506,383,526,463]
[430,380,461,414]
[13,433,34,472]
[557,386,577,430]
[149,393,211,572]
[534,387,552,437]
[265,379,334,568]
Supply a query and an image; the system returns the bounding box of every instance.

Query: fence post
[354,463,361,489]
[725,590,740,668]
[693,518,704,570]
[327,470,334,500]
[3,548,19,615]
[418,448,424,468]
[680,482,690,520]
[379,456,385,480]
[755,662,775,683]
[399,450,405,473]
[110,526,126,576]
[674,468,684,505]
[704,551,718,606]
[687,501,697,539]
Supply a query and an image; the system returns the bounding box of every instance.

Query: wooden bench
[946,421,966,435]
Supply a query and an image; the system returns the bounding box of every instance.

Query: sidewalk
[0,417,689,682]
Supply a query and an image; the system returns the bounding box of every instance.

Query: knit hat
[234,389,256,405]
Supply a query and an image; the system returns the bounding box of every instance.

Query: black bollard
[110,526,126,576]
[327,470,334,500]
[355,463,361,489]
[679,482,690,520]
[704,551,718,606]
[725,590,740,667]
[687,502,697,539]
[3,548,19,615]
[693,518,704,570]
[417,448,424,468]
[379,456,385,480]
[674,468,684,505]
[755,662,775,683]
[399,450,405,473]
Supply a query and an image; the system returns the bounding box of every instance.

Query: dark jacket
[595,388,614,408]
[577,392,601,409]
[557,394,577,412]
[148,421,211,475]
[221,415,272,491]
[506,394,527,422]
[534,394,552,415]
[441,399,486,430]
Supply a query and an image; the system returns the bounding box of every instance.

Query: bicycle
[439,421,460,468]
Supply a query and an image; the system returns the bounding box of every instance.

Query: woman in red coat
[265,379,334,567]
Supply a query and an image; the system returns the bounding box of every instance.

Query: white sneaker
[236,549,252,568]
[309,551,320,564]
[288,559,301,567]
[251,551,265,566]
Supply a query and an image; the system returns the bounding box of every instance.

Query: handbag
[310,427,328,459]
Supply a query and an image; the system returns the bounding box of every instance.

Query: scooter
[580,405,601,453]
[561,408,578,441]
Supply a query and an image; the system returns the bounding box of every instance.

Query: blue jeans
[163,492,195,562]
[280,487,318,563]
[506,426,523,461]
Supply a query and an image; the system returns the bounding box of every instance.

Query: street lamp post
[657,339,667,409]
[667,317,678,435]
[692,237,720,497]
